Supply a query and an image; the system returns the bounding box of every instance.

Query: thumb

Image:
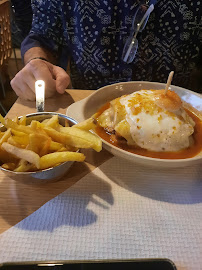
[50,65,70,94]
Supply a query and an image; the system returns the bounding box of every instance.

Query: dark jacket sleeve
[21,0,68,69]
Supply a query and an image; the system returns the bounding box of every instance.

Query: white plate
[67,81,202,167]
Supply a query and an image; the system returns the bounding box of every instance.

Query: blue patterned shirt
[22,0,202,90]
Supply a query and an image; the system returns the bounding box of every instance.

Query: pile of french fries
[0,114,101,172]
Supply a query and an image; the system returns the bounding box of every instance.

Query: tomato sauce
[95,103,202,159]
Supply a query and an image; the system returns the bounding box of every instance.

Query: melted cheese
[98,90,195,152]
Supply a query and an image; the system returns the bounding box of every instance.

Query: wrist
[27,57,49,64]
[23,47,57,65]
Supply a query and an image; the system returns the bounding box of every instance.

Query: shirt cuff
[21,33,68,69]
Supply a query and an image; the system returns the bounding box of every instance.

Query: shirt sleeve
[21,0,68,68]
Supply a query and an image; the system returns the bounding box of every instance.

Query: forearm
[24,47,57,65]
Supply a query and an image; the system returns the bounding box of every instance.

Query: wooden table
[0,90,112,234]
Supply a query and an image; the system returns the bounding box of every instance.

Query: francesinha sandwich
[96,89,195,152]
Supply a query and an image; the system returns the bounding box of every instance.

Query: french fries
[44,126,102,152]
[73,117,97,130]
[0,128,11,146]
[40,152,85,170]
[0,114,102,172]
[1,142,41,169]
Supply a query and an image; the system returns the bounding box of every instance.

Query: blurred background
[0,49,22,116]
[0,0,30,116]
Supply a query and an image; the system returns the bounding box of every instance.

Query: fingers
[30,60,70,95]
[11,59,70,100]
[45,62,70,94]
[29,60,57,98]
[10,60,47,100]
[18,69,36,100]
[52,65,70,94]
[11,68,36,101]
[10,81,36,101]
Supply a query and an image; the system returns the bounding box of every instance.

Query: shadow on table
[0,149,113,232]
[100,157,202,205]
[15,91,75,113]
[14,171,113,231]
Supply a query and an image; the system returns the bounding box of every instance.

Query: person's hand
[11,59,70,100]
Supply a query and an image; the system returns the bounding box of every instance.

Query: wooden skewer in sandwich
[154,71,182,112]
[164,71,174,95]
